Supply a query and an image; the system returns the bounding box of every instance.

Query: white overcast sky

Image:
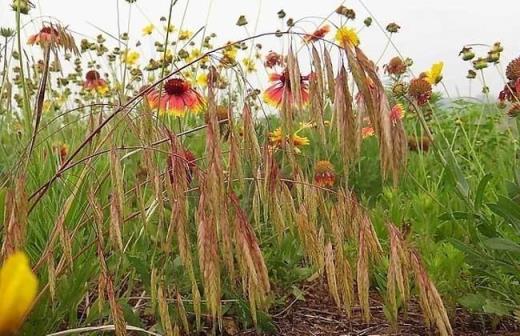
[1,0,519,97]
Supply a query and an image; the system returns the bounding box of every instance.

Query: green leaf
[483,299,511,316]
[488,196,520,233]
[484,238,520,253]
[442,148,470,201]
[438,211,478,221]
[475,173,492,210]
[291,285,305,301]
[459,293,486,311]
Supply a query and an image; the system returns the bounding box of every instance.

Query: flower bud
[11,0,33,14]
[459,47,475,61]
[386,22,401,33]
[473,57,488,70]
[487,51,500,64]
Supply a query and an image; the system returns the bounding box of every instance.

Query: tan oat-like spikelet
[59,226,73,271]
[52,23,79,54]
[344,48,377,133]
[271,193,286,242]
[335,190,356,239]
[109,148,124,251]
[158,285,174,336]
[336,248,354,316]
[92,188,126,336]
[357,214,383,322]
[311,46,325,96]
[323,47,336,100]
[176,291,190,334]
[197,83,226,329]
[164,130,189,248]
[355,47,407,183]
[89,190,106,312]
[309,78,327,145]
[334,65,359,173]
[164,131,199,292]
[387,223,411,326]
[1,175,28,257]
[310,46,327,143]
[287,47,303,109]
[227,117,244,192]
[109,192,124,251]
[150,268,158,310]
[361,215,383,259]
[357,222,371,322]
[197,185,222,328]
[106,277,127,336]
[325,242,341,308]
[410,249,453,336]
[97,272,106,313]
[47,250,56,302]
[230,193,271,311]
[330,207,345,247]
[242,103,261,170]
[295,204,323,270]
[219,202,236,279]
[192,283,202,331]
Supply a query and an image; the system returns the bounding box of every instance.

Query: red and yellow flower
[146,78,205,116]
[390,104,405,125]
[314,160,336,187]
[84,70,108,94]
[27,26,60,46]
[499,57,520,103]
[362,126,375,139]
[304,25,330,43]
[263,70,310,107]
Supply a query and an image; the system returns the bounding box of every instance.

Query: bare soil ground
[235,280,520,336]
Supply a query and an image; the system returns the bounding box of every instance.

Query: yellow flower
[291,133,310,147]
[335,26,360,48]
[0,252,38,335]
[269,128,283,144]
[424,62,444,85]
[178,30,192,40]
[299,121,314,130]
[268,127,310,150]
[142,23,154,36]
[121,50,140,66]
[196,73,208,87]
[163,24,175,33]
[242,57,256,73]
[222,44,238,63]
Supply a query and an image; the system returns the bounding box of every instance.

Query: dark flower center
[85,70,101,81]
[164,78,189,95]
[40,27,59,36]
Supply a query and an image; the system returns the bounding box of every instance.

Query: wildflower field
[1,1,520,335]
